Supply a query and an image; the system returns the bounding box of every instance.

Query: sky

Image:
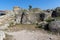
[0,0,60,10]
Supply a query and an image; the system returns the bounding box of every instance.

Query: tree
[29,5,32,10]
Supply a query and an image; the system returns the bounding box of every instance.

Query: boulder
[49,21,60,32]
[51,7,60,17]
[27,13,41,24]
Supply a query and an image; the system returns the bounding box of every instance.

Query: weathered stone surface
[0,31,5,40]
[49,21,60,32]
[44,12,52,20]
[0,10,15,29]
[13,6,22,24]
[0,6,52,28]
[15,14,21,24]
[27,13,42,24]
[51,7,60,17]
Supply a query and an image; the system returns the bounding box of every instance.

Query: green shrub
[45,18,55,23]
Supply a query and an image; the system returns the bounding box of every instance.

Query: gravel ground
[5,30,60,40]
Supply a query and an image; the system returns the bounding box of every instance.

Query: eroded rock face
[12,6,52,24]
[55,7,60,17]
[14,11,51,24]
[27,13,40,24]
[21,13,28,24]
[13,6,23,24]
[49,21,60,32]
[0,10,15,29]
[51,7,60,17]
[0,6,52,29]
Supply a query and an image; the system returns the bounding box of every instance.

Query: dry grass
[5,24,37,32]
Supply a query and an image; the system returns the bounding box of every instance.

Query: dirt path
[4,24,60,40]
[5,30,60,40]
